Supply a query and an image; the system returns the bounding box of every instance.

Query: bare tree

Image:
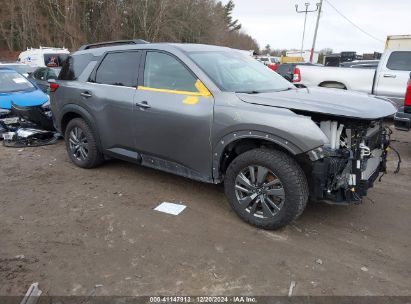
[0,0,260,52]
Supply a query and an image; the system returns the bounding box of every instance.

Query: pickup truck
[293,49,411,106]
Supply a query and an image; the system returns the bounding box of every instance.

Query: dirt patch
[0,127,410,296]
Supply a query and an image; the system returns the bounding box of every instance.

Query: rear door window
[386,51,411,71]
[276,64,290,74]
[143,52,197,92]
[95,51,140,87]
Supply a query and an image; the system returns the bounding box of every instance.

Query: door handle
[383,74,397,78]
[136,101,151,109]
[80,92,92,98]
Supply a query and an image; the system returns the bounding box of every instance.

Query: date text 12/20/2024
[149,296,257,303]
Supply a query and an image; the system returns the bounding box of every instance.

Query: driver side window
[143,52,197,92]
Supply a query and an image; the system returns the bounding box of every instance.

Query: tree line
[0,0,259,52]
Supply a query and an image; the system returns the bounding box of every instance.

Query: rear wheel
[224,149,308,230]
[64,118,103,168]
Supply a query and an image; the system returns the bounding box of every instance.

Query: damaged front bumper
[0,103,58,147]
[307,119,391,204]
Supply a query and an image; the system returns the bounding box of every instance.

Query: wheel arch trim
[211,130,303,181]
[60,104,102,149]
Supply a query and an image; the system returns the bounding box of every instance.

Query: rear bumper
[394,106,411,131]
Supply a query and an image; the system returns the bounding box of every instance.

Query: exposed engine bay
[307,117,393,204]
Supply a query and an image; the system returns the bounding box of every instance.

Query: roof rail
[78,39,149,51]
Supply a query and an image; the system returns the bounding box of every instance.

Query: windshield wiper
[235,90,261,94]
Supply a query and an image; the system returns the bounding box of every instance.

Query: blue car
[0,68,49,110]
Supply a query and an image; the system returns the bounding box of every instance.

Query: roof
[74,42,233,56]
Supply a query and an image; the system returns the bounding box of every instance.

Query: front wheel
[224,149,308,230]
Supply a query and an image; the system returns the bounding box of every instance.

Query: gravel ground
[0,127,410,296]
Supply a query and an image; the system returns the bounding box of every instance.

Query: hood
[0,89,48,110]
[237,87,397,120]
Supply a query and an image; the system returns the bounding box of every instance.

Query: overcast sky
[224,0,411,54]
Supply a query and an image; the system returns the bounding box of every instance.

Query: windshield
[0,71,34,93]
[189,51,294,93]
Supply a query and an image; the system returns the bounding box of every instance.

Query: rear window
[44,53,68,67]
[95,51,140,87]
[0,71,34,93]
[386,51,411,71]
[276,64,291,74]
[59,54,93,80]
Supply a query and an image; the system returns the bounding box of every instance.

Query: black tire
[224,148,308,230]
[64,118,103,168]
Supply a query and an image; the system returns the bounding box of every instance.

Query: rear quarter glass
[59,54,93,80]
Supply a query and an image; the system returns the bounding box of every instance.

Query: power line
[324,0,385,43]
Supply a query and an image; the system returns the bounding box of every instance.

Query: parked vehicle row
[28,67,60,92]
[275,62,318,82]
[18,47,69,68]
[48,40,396,230]
[256,56,280,71]
[1,47,68,91]
[293,49,411,106]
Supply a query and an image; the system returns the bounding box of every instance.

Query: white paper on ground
[154,202,186,215]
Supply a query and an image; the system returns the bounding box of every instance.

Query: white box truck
[385,35,411,50]
[18,47,69,68]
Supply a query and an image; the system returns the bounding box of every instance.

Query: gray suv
[50,40,396,229]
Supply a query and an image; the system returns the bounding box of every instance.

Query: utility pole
[295,2,319,59]
[310,0,323,63]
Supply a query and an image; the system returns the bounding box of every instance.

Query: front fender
[213,104,328,151]
[211,103,329,179]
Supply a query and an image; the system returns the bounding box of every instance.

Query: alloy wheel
[234,165,285,219]
[68,127,89,161]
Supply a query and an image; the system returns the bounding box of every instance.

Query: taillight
[268,63,278,71]
[49,83,59,92]
[293,67,301,82]
[404,79,411,107]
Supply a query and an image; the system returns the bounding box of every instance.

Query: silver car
[50,40,396,229]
